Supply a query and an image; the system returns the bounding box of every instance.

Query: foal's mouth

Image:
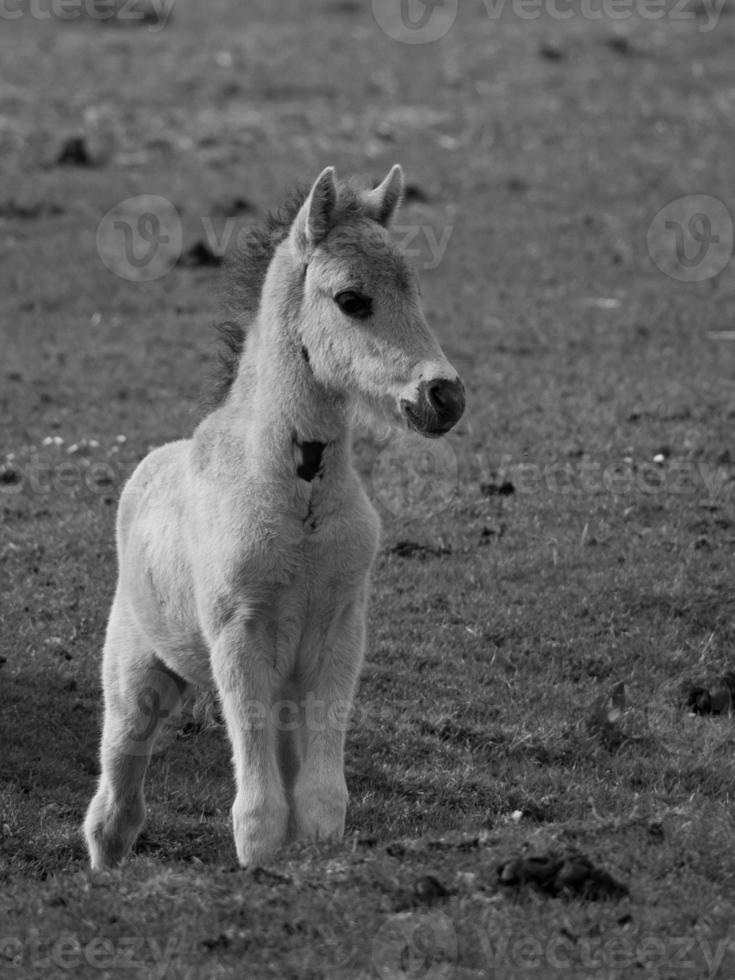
[400,377,466,437]
[401,402,456,438]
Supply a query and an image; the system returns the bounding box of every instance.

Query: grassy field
[2,1,735,977]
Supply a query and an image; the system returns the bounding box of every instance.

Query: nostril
[426,378,465,419]
[427,380,448,412]
[408,378,466,434]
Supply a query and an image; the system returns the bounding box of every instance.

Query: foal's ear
[366,164,405,226]
[296,166,338,249]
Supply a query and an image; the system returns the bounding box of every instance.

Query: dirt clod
[686,672,735,714]
[604,36,633,55]
[178,240,225,268]
[55,136,95,167]
[388,541,452,559]
[538,42,565,61]
[413,874,450,906]
[480,481,515,497]
[497,851,629,901]
[403,184,431,204]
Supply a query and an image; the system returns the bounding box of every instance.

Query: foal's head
[283,166,465,438]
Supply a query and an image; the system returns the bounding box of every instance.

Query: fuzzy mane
[202,186,308,411]
[203,179,368,412]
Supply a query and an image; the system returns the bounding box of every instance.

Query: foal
[84,165,465,868]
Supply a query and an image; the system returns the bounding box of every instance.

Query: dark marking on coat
[296,440,325,483]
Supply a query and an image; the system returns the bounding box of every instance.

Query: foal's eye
[334,290,372,320]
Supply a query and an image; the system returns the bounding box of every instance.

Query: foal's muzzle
[401,377,466,437]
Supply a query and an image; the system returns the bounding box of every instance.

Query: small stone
[413,874,450,906]
[604,35,632,55]
[56,135,95,167]
[1,466,21,486]
[539,41,565,61]
[481,480,515,497]
[687,687,711,714]
[709,680,732,714]
[178,239,224,268]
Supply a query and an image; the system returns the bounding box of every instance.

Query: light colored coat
[84,165,465,868]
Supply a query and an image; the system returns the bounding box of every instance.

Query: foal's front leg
[294,598,366,841]
[211,614,289,867]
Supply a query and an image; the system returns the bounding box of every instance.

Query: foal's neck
[228,279,350,482]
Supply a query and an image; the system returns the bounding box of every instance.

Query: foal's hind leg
[84,601,187,869]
